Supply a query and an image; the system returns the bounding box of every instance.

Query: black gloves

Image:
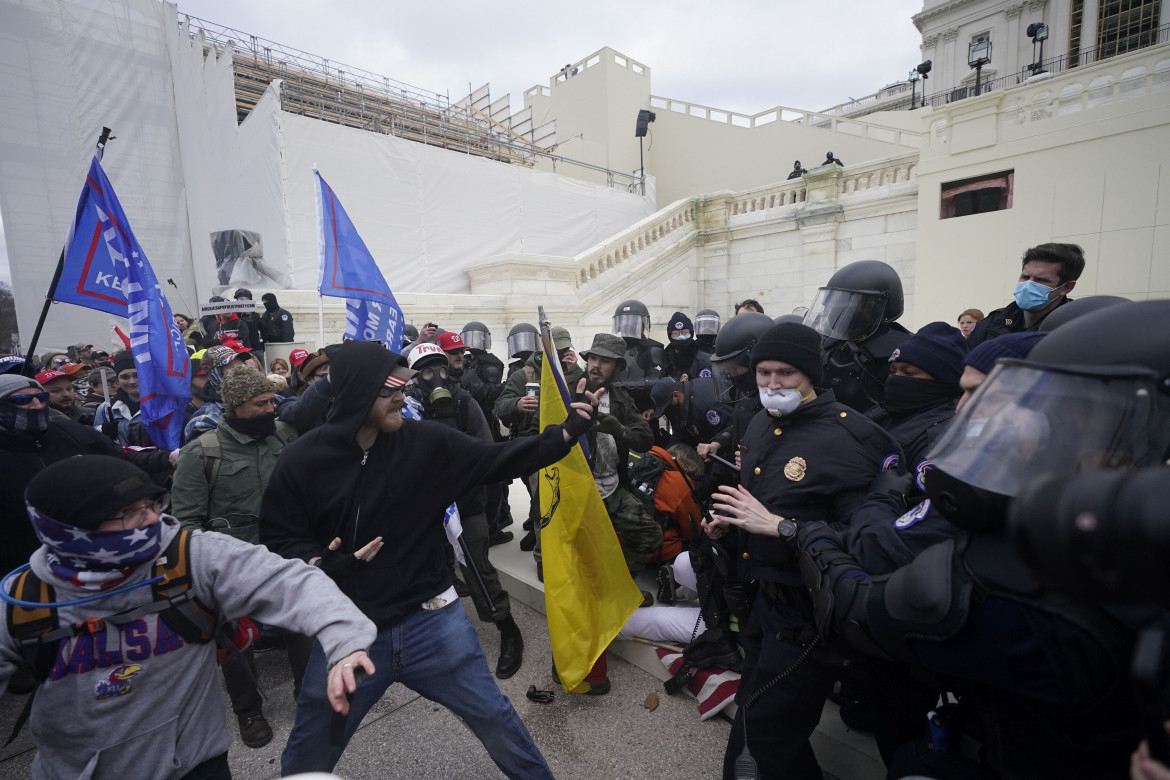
[595,413,624,439]
[561,406,594,440]
[314,547,367,579]
[100,417,121,441]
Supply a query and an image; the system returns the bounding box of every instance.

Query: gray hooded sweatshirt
[0,517,376,780]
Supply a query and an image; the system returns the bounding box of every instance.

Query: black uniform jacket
[737,391,901,585]
[260,341,573,629]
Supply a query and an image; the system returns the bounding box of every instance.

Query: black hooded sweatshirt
[260,340,574,628]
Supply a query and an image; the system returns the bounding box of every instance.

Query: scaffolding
[185,16,548,167]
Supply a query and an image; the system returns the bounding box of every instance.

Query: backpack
[198,421,298,490]
[628,450,670,519]
[4,529,233,743]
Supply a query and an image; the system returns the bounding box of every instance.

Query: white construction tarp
[0,0,654,350]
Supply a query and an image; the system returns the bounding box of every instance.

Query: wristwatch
[776,517,797,539]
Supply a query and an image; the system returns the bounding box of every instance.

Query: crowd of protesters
[2,243,1169,780]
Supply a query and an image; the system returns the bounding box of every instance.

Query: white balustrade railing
[573,199,699,287]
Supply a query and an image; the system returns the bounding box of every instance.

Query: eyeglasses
[4,392,49,407]
[106,494,170,529]
[377,386,404,399]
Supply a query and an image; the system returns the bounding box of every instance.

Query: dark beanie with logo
[668,312,694,335]
[888,322,968,385]
[113,350,135,375]
[749,323,823,384]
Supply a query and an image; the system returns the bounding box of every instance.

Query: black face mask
[263,299,278,312]
[883,375,960,414]
[668,338,698,362]
[227,412,277,438]
[731,370,757,396]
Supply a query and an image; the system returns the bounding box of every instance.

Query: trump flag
[314,170,405,352]
[537,316,643,692]
[59,156,189,449]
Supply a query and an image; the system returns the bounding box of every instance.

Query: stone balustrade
[925,44,1170,148]
[648,95,922,148]
[573,199,699,287]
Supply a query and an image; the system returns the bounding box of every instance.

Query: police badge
[783,456,807,482]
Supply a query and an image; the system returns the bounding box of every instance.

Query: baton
[458,534,499,617]
[708,452,740,471]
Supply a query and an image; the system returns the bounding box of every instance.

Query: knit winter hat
[888,322,968,385]
[26,455,165,530]
[965,332,1047,375]
[668,312,694,335]
[0,374,39,399]
[749,323,823,384]
[220,366,274,414]
[112,350,135,375]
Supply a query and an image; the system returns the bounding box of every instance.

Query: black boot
[496,615,524,679]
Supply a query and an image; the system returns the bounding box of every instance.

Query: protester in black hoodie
[260,340,597,777]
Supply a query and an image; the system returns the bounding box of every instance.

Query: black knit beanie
[750,323,824,384]
[26,455,165,530]
[113,350,135,375]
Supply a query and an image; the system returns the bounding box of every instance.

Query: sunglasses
[5,392,49,406]
[377,386,404,398]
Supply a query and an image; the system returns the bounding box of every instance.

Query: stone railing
[840,155,919,195]
[730,178,807,216]
[574,198,699,287]
[925,43,1170,147]
[648,95,922,148]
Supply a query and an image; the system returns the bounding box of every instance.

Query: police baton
[458,534,498,617]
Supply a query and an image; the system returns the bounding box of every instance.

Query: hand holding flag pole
[22,127,115,374]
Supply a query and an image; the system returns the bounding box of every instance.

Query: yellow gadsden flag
[538,325,643,692]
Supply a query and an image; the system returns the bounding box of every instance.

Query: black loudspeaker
[635,109,656,138]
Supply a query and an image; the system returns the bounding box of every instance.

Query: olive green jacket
[171,416,296,543]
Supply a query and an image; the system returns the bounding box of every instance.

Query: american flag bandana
[26,504,164,589]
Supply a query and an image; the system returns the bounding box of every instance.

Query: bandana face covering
[0,401,50,436]
[26,503,163,590]
[227,412,277,438]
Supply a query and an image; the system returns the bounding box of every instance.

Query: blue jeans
[281,602,552,779]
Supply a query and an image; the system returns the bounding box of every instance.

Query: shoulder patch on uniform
[699,368,712,378]
[881,453,900,472]
[281,314,289,321]
[915,459,933,493]
[706,409,721,426]
[894,499,931,530]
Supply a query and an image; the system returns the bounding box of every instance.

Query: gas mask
[416,364,452,410]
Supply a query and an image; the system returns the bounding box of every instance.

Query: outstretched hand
[327,650,375,715]
[561,378,604,441]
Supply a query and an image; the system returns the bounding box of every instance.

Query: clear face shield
[507,331,537,358]
[613,313,649,340]
[803,288,888,342]
[694,314,721,340]
[710,352,753,402]
[926,360,1169,500]
[461,329,490,352]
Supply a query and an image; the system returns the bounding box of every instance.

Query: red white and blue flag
[58,156,190,449]
[314,170,406,351]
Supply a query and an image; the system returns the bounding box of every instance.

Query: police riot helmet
[773,314,804,326]
[710,312,774,400]
[804,260,904,342]
[507,323,539,359]
[925,299,1170,532]
[461,321,492,352]
[694,309,721,346]
[1038,295,1129,332]
[613,300,651,340]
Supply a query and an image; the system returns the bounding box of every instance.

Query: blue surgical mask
[1013,280,1060,312]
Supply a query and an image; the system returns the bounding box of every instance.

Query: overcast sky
[0,0,927,287]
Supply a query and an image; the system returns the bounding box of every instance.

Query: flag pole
[22,127,115,376]
[317,291,325,348]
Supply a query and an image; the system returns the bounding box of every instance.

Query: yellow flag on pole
[537,313,643,692]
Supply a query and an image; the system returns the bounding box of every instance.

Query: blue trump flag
[59,156,190,450]
[314,169,404,352]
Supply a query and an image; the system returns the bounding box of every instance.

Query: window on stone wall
[940,171,1014,219]
[1097,0,1161,59]
[1070,0,1085,66]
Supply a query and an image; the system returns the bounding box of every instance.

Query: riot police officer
[661,312,712,382]
[783,299,1170,779]
[505,323,539,379]
[694,309,721,354]
[699,312,775,467]
[460,321,513,542]
[804,260,911,414]
[611,300,664,413]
